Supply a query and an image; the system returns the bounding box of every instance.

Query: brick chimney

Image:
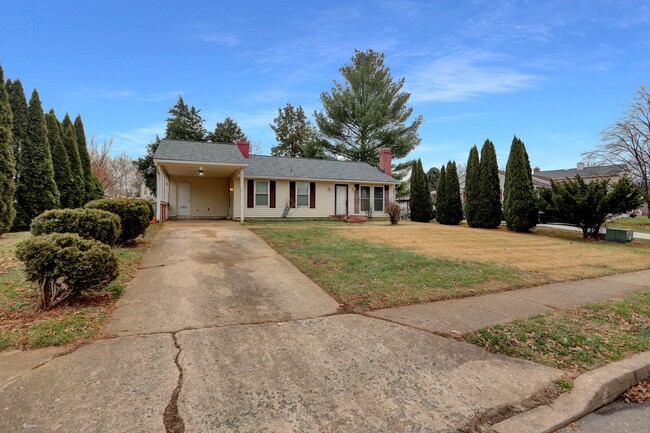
[378,148,392,176]
[236,140,250,158]
[533,166,540,174]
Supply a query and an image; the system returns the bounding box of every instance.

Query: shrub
[16,233,118,309]
[85,198,150,244]
[503,136,538,232]
[387,202,401,225]
[30,208,121,245]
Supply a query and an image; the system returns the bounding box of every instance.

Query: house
[459,170,551,205]
[153,139,398,221]
[533,162,626,184]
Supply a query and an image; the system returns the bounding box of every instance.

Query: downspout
[240,168,245,222]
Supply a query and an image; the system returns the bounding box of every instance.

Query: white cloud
[105,122,165,157]
[199,32,240,47]
[407,51,539,103]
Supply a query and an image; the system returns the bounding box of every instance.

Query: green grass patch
[608,216,650,234]
[250,224,523,311]
[0,223,163,351]
[465,290,650,372]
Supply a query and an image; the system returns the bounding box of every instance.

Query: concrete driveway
[1,221,562,432]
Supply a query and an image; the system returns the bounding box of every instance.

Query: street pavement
[557,400,650,433]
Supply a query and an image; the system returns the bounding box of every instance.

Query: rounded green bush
[16,233,119,309]
[85,198,150,244]
[30,208,121,245]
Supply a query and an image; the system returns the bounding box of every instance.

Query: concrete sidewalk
[369,269,650,335]
[539,223,650,240]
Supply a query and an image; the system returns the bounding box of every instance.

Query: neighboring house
[459,170,551,205]
[534,162,626,184]
[154,139,398,221]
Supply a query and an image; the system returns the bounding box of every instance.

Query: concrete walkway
[539,223,650,240]
[369,270,650,335]
[0,221,563,433]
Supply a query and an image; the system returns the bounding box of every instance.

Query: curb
[492,351,650,433]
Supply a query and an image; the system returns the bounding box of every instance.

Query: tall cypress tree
[73,115,93,204]
[0,65,16,235]
[6,79,28,179]
[420,160,433,221]
[465,145,480,227]
[504,136,538,232]
[436,164,447,223]
[445,161,464,225]
[13,89,59,229]
[410,159,431,222]
[476,139,502,228]
[46,110,74,208]
[61,114,84,207]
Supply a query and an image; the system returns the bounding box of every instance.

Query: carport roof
[155,139,397,183]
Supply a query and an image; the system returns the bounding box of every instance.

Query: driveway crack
[164,332,185,433]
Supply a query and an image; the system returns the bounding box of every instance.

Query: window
[296,182,309,207]
[374,187,384,212]
[360,186,371,212]
[255,180,269,206]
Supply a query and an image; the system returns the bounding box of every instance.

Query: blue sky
[2,0,649,171]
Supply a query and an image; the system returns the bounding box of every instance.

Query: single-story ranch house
[154,139,398,221]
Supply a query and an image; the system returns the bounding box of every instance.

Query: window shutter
[289,181,296,208]
[309,182,316,209]
[384,185,389,210]
[354,184,360,213]
[270,181,276,208]
[247,179,254,208]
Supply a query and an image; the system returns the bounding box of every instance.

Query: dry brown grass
[337,221,650,285]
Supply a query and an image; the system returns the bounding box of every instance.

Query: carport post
[240,168,245,222]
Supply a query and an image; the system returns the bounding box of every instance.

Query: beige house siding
[168,176,229,218]
[232,179,393,219]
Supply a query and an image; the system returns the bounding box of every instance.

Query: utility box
[605,228,634,243]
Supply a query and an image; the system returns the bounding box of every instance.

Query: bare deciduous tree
[89,137,117,196]
[583,85,650,197]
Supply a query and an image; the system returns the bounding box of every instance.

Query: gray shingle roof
[154,139,397,183]
[536,165,626,180]
[154,139,247,164]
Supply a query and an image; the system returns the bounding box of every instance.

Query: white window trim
[360,185,371,212]
[295,181,310,208]
[254,180,270,207]
[373,186,384,213]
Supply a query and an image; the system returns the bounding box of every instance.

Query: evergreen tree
[504,136,538,232]
[6,79,28,178]
[134,135,161,195]
[74,115,93,203]
[436,164,447,223]
[13,89,59,229]
[427,167,440,193]
[476,139,502,228]
[409,159,431,222]
[421,160,434,220]
[300,138,332,160]
[45,110,74,208]
[444,161,464,225]
[208,117,246,144]
[464,145,481,227]
[0,65,16,235]
[270,103,314,157]
[314,49,422,166]
[165,96,206,140]
[61,114,84,207]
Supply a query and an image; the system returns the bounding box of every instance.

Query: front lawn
[608,216,650,234]
[464,290,650,372]
[249,221,650,311]
[0,223,163,351]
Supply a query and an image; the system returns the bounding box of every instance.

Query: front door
[177,182,191,217]
[335,185,348,215]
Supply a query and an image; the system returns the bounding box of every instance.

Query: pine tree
[464,145,480,227]
[476,139,502,228]
[504,136,538,232]
[436,164,447,223]
[165,96,206,140]
[74,115,93,203]
[409,159,431,222]
[13,89,59,229]
[61,114,84,207]
[0,65,16,235]
[444,161,464,224]
[45,110,74,208]
[270,104,314,157]
[6,79,28,178]
[208,117,246,144]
